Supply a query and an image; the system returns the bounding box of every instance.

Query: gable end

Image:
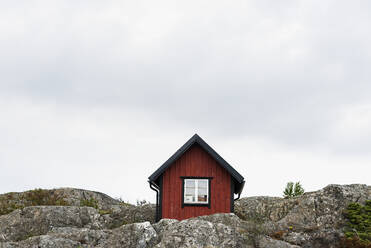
[148,134,245,194]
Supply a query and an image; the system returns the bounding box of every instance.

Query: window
[181,177,212,208]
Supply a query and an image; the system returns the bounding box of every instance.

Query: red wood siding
[161,144,231,220]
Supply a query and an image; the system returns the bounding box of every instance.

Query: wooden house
[148,134,245,221]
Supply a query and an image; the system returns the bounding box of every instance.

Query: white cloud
[217,135,370,198]
[0,95,190,202]
[333,104,371,137]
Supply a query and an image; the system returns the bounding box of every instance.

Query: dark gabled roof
[148,134,245,193]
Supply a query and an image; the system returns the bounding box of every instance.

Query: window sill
[182,203,211,208]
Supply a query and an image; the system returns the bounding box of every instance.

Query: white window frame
[183,179,209,204]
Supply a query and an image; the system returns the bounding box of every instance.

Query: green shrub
[338,236,371,248]
[80,197,99,209]
[340,200,371,247]
[24,189,68,206]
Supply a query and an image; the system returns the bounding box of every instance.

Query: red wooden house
[148,134,245,221]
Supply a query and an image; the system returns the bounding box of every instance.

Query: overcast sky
[1,1,370,203]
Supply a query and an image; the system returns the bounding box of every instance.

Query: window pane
[198,184,208,203]
[185,179,195,187]
[198,187,207,195]
[185,185,195,203]
[198,180,207,188]
[184,195,195,202]
[184,179,196,203]
[185,187,195,195]
[198,195,208,202]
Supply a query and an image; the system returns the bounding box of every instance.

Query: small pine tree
[293,182,305,197]
[283,181,304,198]
[283,182,294,199]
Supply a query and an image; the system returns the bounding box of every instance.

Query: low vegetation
[115,197,131,206]
[80,197,99,209]
[0,189,114,217]
[0,200,22,216]
[338,200,371,248]
[136,199,149,206]
[0,189,68,216]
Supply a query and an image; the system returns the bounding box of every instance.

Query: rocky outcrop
[0,213,296,248]
[0,188,118,210]
[0,184,369,247]
[105,204,155,228]
[0,188,156,228]
[0,206,102,242]
[235,184,371,247]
